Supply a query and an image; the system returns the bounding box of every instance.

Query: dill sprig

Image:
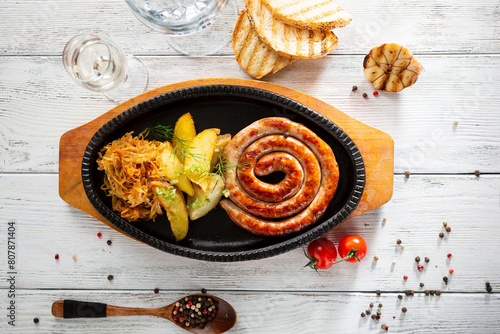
[149,124,174,142]
[149,123,200,161]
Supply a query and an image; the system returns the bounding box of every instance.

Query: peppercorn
[373,91,379,97]
[403,275,408,281]
[397,239,402,244]
[370,303,374,308]
[410,290,415,296]
[443,222,447,227]
[402,307,407,313]
[366,310,371,315]
[381,324,387,329]
[107,240,112,245]
[439,232,445,238]
[376,290,381,296]
[33,318,39,324]
[376,315,381,320]
[430,290,435,295]
[446,226,452,232]
[486,282,491,287]
[425,290,430,295]
[398,295,403,300]
[373,256,379,261]
[97,232,102,238]
[447,253,452,258]
[107,275,114,281]
[405,290,411,296]
[361,312,366,317]
[486,286,492,293]
[379,303,383,308]
[425,257,430,263]
[436,290,442,296]
[363,93,368,98]
[55,254,59,260]
[475,170,481,177]
[417,264,424,271]
[72,255,77,261]
[371,314,376,319]
[415,256,421,263]
[449,269,454,274]
[443,276,449,284]
[420,282,425,287]
[352,85,358,92]
[154,288,159,294]
[405,171,410,178]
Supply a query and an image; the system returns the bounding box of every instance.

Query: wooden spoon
[51,294,236,334]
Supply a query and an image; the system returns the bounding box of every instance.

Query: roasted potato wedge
[173,112,197,162]
[158,142,194,196]
[187,174,225,220]
[184,128,220,192]
[210,133,232,168]
[154,185,189,242]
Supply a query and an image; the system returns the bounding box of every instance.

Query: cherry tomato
[338,235,367,263]
[305,238,337,270]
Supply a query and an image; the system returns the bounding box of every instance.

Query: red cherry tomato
[305,238,338,270]
[338,235,367,263]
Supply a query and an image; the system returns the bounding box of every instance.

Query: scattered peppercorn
[420,282,425,287]
[439,232,445,238]
[72,255,77,261]
[371,314,376,319]
[352,86,358,92]
[446,226,452,232]
[486,282,491,287]
[373,91,379,97]
[400,244,405,249]
[173,295,217,328]
[415,256,421,263]
[154,288,159,294]
[107,240,112,245]
[475,170,481,177]
[417,265,424,271]
[33,318,39,324]
[361,312,366,317]
[443,222,448,227]
[436,290,441,296]
[381,324,387,329]
[425,290,430,295]
[449,269,454,274]
[403,275,408,281]
[405,290,411,296]
[410,290,415,296]
[376,290,381,296]
[398,295,403,300]
[373,256,379,261]
[425,257,430,263]
[383,217,388,222]
[443,276,449,285]
[486,286,492,293]
[405,171,410,178]
[447,253,452,258]
[97,232,102,238]
[363,93,368,98]
[377,311,382,316]
[397,239,402,245]
[55,254,59,260]
[370,303,374,308]
[107,275,114,281]
[454,121,459,126]
[392,260,396,265]
[402,307,407,313]
[379,303,383,308]
[366,310,371,315]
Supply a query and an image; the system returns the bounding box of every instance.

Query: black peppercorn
[425,290,430,295]
[376,290,381,296]
[486,286,492,293]
[370,303,374,308]
[415,256,421,263]
[107,240,112,245]
[410,290,415,296]
[371,314,376,319]
[475,170,481,177]
[436,290,442,296]
[366,310,371,315]
[363,93,368,98]
[439,232,445,238]
[33,318,39,324]
[398,295,403,300]
[405,290,411,296]
[485,282,491,287]
[405,171,410,178]
[107,275,114,281]
[154,288,159,294]
[397,239,402,244]
[420,282,425,287]
[352,85,358,92]
[378,303,383,308]
[443,276,449,284]
[361,312,366,317]
[425,257,430,263]
[402,307,407,313]
[446,226,452,232]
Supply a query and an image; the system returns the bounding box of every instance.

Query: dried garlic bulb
[363,43,423,92]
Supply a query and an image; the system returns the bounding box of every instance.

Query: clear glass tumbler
[125,0,237,56]
[62,34,149,103]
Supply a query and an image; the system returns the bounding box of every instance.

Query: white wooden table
[1,0,499,333]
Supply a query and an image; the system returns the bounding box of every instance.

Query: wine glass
[125,0,237,56]
[62,34,149,103]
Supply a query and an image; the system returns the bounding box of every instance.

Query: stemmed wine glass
[125,0,237,56]
[62,34,149,103]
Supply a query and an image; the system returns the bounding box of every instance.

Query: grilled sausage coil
[220,117,339,236]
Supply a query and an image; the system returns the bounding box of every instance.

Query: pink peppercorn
[403,275,408,281]
[97,232,102,238]
[417,265,424,271]
[373,91,379,96]
[447,253,452,258]
[449,269,454,274]
[55,254,59,260]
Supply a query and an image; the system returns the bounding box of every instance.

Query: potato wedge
[184,128,220,192]
[173,112,196,162]
[158,142,194,196]
[187,174,225,220]
[154,185,189,242]
[210,133,232,168]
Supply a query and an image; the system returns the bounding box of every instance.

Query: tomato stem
[332,247,362,264]
[303,249,319,271]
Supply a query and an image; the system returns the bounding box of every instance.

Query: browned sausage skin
[220,117,339,236]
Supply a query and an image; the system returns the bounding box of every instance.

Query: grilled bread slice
[262,0,352,30]
[232,10,295,79]
[244,0,338,59]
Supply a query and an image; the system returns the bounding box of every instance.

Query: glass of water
[125,0,237,56]
[62,34,149,103]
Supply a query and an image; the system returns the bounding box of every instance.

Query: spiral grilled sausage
[220,117,339,236]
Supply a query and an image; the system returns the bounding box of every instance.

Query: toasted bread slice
[232,10,295,79]
[245,0,338,59]
[262,0,352,30]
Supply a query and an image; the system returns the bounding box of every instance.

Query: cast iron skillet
[82,85,365,261]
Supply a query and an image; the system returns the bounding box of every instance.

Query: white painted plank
[1,0,500,55]
[0,55,499,174]
[1,174,499,292]
[1,290,498,333]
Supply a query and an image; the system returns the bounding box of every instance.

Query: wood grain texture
[0,55,499,174]
[1,174,498,292]
[0,0,499,55]
[3,290,499,333]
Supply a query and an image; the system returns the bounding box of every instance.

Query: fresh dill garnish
[150,124,174,142]
[149,123,200,161]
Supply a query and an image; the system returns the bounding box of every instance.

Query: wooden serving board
[59,78,394,239]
